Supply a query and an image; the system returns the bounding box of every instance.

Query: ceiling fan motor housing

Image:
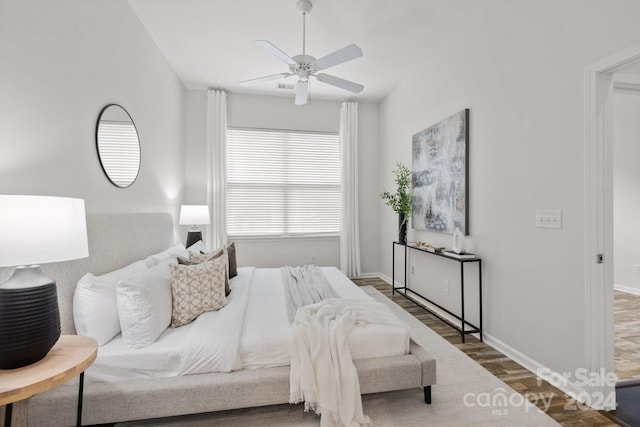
[297,0,313,15]
[290,54,318,79]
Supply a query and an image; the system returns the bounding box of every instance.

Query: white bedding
[85,267,254,382]
[84,266,409,383]
[240,266,410,369]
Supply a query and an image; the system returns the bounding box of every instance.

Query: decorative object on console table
[452,226,466,254]
[380,162,412,244]
[0,195,88,369]
[398,212,407,244]
[413,242,444,253]
[412,109,469,234]
[179,205,210,248]
[442,250,477,260]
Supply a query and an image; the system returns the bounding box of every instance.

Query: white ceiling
[128,0,439,102]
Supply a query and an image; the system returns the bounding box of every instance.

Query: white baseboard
[354,272,384,279]
[358,271,611,409]
[355,273,404,289]
[377,272,392,284]
[614,283,640,295]
[482,333,612,409]
[359,272,405,289]
[377,273,482,338]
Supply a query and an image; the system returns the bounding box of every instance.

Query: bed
[11,213,436,426]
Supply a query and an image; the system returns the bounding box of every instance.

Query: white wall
[184,92,380,273]
[613,90,640,292]
[378,0,640,390]
[0,0,186,220]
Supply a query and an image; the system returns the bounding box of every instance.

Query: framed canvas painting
[411,109,469,234]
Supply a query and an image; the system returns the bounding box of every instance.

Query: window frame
[225,126,341,239]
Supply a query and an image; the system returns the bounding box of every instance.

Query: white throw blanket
[281,265,340,323]
[289,298,411,427]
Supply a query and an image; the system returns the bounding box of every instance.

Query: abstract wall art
[411,109,469,234]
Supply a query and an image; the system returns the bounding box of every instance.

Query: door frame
[584,43,640,410]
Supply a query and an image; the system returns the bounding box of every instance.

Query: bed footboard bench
[20,341,435,426]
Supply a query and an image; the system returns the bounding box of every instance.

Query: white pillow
[187,240,206,254]
[116,259,174,349]
[73,260,148,345]
[144,244,188,268]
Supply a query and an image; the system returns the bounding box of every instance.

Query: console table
[0,335,97,427]
[392,242,483,342]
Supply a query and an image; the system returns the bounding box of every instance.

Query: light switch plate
[536,210,562,229]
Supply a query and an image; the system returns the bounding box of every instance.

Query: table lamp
[179,205,210,248]
[0,195,88,369]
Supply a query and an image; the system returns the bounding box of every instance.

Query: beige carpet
[116,286,560,426]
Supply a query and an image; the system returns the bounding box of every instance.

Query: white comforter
[240,267,410,369]
[85,266,409,384]
[179,267,254,374]
[85,268,254,382]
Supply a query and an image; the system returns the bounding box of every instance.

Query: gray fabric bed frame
[7,213,436,427]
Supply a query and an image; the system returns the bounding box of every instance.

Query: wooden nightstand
[0,335,97,427]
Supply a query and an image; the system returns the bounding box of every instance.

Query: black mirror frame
[95,103,141,188]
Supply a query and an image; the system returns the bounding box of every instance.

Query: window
[226,128,340,237]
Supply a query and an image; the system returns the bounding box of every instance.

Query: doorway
[585,44,640,412]
[612,74,640,383]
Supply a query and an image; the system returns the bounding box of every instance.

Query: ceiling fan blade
[254,40,297,66]
[295,80,309,105]
[315,73,364,93]
[239,73,292,87]
[313,44,363,70]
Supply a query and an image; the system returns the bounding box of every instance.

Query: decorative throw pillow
[226,242,237,279]
[189,249,223,264]
[73,260,149,345]
[169,256,227,328]
[116,259,174,349]
[178,249,230,296]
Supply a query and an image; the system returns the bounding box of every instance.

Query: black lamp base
[186,231,203,249]
[0,266,61,369]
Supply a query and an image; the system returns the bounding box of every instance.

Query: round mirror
[95,104,141,188]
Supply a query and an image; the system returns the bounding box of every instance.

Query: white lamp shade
[0,195,89,267]
[179,205,210,225]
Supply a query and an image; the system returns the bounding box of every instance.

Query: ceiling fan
[240,0,364,105]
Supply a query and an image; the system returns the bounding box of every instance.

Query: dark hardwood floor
[615,290,640,382]
[352,277,620,427]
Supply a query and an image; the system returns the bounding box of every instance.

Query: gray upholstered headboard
[42,213,176,334]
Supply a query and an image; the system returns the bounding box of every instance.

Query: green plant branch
[380,162,412,225]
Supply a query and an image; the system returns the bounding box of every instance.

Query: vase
[452,227,466,254]
[398,213,407,244]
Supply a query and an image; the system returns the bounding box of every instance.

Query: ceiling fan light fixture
[295,79,309,105]
[277,82,295,90]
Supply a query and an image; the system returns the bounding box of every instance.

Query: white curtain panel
[206,89,228,250]
[339,101,361,278]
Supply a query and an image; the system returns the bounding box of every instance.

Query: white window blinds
[226,128,340,237]
[96,121,140,187]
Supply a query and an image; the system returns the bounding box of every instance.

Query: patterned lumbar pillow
[177,248,230,296]
[189,249,222,264]
[169,255,227,328]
